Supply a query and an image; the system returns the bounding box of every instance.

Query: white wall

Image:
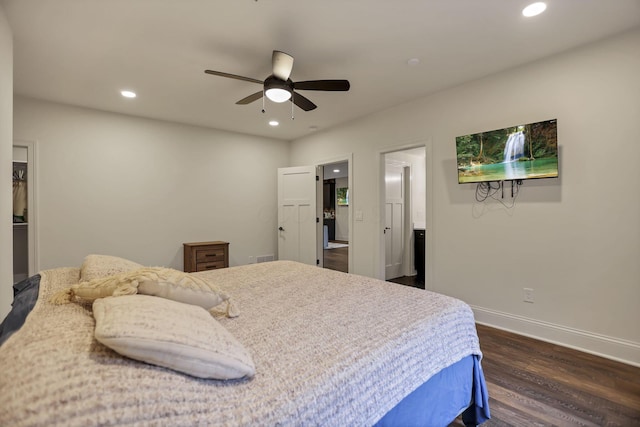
[0,6,13,320]
[290,29,640,365]
[13,97,290,270]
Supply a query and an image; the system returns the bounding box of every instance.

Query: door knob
[278,227,285,231]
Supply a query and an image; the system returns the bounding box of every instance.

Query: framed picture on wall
[337,187,349,206]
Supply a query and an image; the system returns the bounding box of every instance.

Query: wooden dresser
[183,241,229,273]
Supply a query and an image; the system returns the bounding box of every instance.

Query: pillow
[52,267,238,317]
[93,295,255,379]
[80,254,143,282]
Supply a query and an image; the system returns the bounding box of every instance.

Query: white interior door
[384,161,404,279]
[277,166,322,266]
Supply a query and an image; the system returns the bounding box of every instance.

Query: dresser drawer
[196,260,226,271]
[183,241,229,273]
[195,248,225,263]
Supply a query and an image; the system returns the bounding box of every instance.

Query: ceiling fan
[204,50,350,112]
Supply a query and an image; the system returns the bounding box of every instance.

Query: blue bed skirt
[375,354,490,427]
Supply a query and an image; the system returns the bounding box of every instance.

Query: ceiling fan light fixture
[265,87,291,103]
[264,75,293,103]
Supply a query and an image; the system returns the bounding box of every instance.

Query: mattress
[0,260,489,426]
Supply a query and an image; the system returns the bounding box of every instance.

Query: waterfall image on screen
[455,119,558,184]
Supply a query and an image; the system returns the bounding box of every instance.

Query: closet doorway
[322,161,349,273]
[12,141,37,283]
[380,146,428,289]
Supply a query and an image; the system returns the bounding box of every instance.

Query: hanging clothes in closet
[13,165,27,222]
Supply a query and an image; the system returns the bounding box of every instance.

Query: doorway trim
[13,139,39,276]
[315,153,353,273]
[378,139,433,289]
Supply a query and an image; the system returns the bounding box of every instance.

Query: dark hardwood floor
[450,324,640,426]
[387,275,424,289]
[323,243,348,273]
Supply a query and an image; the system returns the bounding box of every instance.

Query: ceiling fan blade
[204,70,263,85]
[292,91,317,111]
[294,80,350,91]
[272,50,294,81]
[236,91,264,105]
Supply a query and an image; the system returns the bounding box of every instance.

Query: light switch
[355,210,364,221]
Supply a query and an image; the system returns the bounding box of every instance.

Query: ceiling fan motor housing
[264,76,293,102]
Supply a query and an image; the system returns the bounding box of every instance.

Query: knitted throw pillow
[80,254,143,282]
[93,295,254,379]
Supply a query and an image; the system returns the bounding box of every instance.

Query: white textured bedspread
[0,261,481,426]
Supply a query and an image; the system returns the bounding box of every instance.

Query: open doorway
[382,147,426,289]
[277,155,352,271]
[12,140,38,283]
[322,162,349,273]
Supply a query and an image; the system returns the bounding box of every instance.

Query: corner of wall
[0,5,15,319]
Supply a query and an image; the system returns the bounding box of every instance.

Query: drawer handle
[205,253,219,257]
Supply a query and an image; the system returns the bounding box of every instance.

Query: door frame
[378,140,433,289]
[13,139,38,277]
[316,153,353,273]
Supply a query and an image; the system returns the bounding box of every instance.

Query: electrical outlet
[248,256,255,264]
[523,288,534,303]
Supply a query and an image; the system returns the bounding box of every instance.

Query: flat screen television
[456,118,558,184]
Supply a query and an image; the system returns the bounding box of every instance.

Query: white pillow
[80,254,143,282]
[93,295,255,380]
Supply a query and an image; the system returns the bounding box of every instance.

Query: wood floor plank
[449,324,640,426]
[323,245,348,272]
[484,367,602,423]
[488,382,601,426]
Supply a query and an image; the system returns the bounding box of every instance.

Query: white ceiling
[3,1,640,141]
[324,162,348,180]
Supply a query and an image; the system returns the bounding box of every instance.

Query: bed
[0,258,489,426]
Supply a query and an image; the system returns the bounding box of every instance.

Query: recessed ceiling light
[120,90,136,98]
[269,120,279,126]
[522,2,547,17]
[407,58,420,66]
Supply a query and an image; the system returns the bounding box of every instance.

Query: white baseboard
[471,306,640,368]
